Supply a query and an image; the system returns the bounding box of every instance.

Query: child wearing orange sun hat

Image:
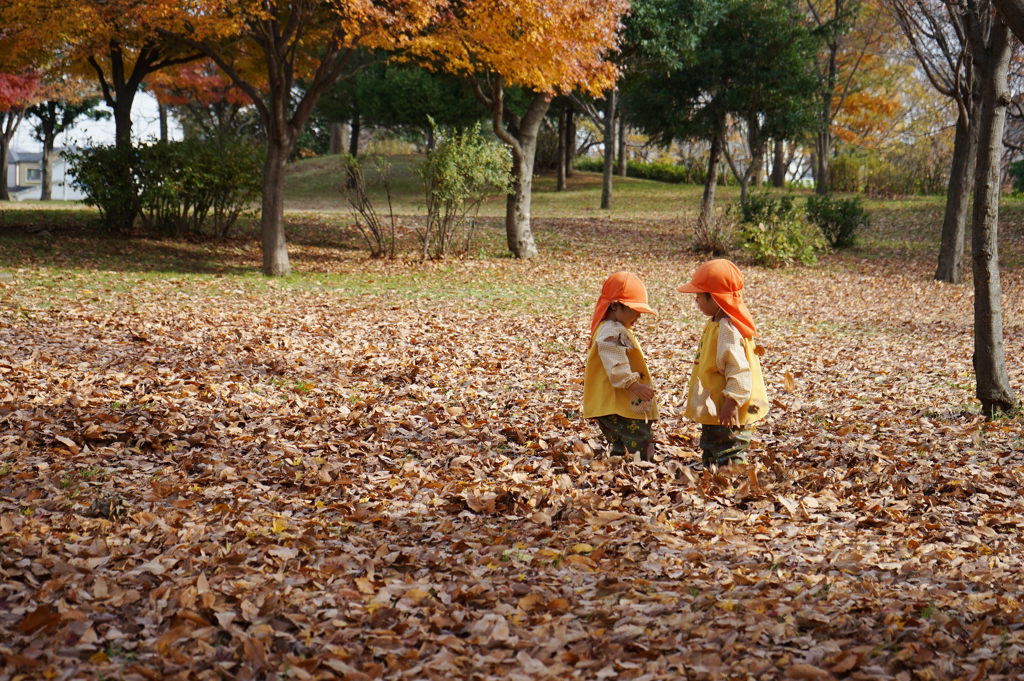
[677,259,769,468]
[583,272,659,461]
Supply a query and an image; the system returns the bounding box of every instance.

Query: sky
[10,91,183,153]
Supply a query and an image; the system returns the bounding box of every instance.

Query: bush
[805,194,869,249]
[65,139,263,237]
[740,215,823,267]
[63,145,139,233]
[1009,159,1024,194]
[341,154,397,259]
[740,191,797,225]
[690,206,737,255]
[571,157,730,185]
[828,154,862,193]
[737,190,822,266]
[418,123,512,259]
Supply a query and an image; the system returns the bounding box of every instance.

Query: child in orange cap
[677,259,769,468]
[583,272,659,461]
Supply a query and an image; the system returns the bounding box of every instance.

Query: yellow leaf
[89,652,110,664]
[271,518,287,534]
[572,543,593,554]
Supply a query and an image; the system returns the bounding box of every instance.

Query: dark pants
[699,424,753,465]
[595,415,654,455]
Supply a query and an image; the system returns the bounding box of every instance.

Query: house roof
[7,148,75,164]
[7,150,43,163]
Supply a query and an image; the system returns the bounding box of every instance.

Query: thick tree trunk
[815,128,831,195]
[329,122,345,154]
[504,95,550,258]
[556,106,567,191]
[565,107,576,177]
[772,140,786,187]
[261,138,293,277]
[41,137,55,201]
[1,113,17,202]
[970,17,1017,416]
[699,133,722,228]
[616,115,627,177]
[113,98,134,151]
[935,98,979,284]
[601,90,616,210]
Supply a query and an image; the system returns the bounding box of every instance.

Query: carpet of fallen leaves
[2,207,1024,681]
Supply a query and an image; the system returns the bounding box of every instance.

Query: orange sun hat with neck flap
[590,271,657,340]
[677,259,757,338]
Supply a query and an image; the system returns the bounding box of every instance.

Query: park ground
[1,159,1024,680]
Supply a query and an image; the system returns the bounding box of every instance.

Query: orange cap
[677,259,757,338]
[590,272,657,339]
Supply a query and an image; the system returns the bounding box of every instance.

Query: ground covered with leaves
[2,189,1024,681]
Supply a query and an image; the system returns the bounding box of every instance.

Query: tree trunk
[159,103,168,142]
[772,140,786,187]
[699,132,722,228]
[329,122,345,154]
[348,114,360,156]
[556,106,567,191]
[0,111,20,202]
[616,115,627,177]
[261,137,293,276]
[815,128,830,195]
[970,16,1017,415]
[41,135,55,202]
[601,89,616,210]
[565,106,576,177]
[504,94,550,258]
[935,96,980,284]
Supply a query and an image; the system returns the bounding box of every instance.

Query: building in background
[5,149,87,202]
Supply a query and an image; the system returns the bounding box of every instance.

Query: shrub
[1009,159,1024,194]
[571,157,730,185]
[740,215,823,267]
[740,191,797,225]
[805,194,869,249]
[828,154,862,193]
[690,206,737,255]
[418,123,512,259]
[63,145,139,233]
[341,154,397,259]
[65,139,263,237]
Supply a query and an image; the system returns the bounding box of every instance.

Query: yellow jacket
[685,318,769,425]
[583,321,659,420]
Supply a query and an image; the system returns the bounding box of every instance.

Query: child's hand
[629,382,655,402]
[719,397,739,426]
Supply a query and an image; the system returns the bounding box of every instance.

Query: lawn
[1,160,1023,680]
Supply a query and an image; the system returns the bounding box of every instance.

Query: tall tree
[805,0,888,194]
[26,80,108,200]
[0,72,40,201]
[885,0,979,284]
[164,1,448,276]
[411,0,629,258]
[961,0,1018,415]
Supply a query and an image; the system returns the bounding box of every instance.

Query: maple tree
[805,0,893,194]
[26,77,108,201]
[146,61,257,145]
[408,0,629,258]
[0,71,41,202]
[162,1,448,277]
[0,1,202,150]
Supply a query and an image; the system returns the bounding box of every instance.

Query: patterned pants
[595,415,654,455]
[699,424,753,466]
